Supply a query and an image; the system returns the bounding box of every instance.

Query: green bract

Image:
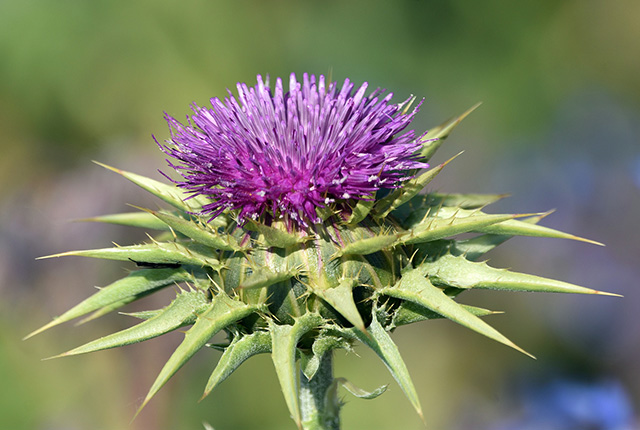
[28,106,614,429]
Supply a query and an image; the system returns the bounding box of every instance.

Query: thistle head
[159,73,427,225]
[29,74,615,429]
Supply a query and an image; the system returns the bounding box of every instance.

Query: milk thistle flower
[29,74,617,430]
[160,73,427,225]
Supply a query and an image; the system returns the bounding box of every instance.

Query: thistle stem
[299,352,340,430]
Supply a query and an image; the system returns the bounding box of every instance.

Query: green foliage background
[1,1,638,429]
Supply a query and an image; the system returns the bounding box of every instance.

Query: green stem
[299,352,340,430]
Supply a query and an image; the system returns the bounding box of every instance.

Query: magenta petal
[160,73,427,225]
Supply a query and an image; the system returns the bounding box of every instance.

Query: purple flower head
[160,73,428,225]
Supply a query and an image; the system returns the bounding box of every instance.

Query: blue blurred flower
[490,378,635,430]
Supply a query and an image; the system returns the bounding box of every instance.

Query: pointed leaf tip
[37,242,222,269]
[594,291,623,298]
[375,151,464,219]
[51,290,209,359]
[24,321,57,340]
[568,235,605,247]
[442,150,464,166]
[136,206,242,251]
[41,353,66,361]
[93,161,209,213]
[26,267,203,340]
[419,102,482,161]
[74,211,172,230]
[138,294,256,415]
[347,315,424,419]
[92,160,121,174]
[270,314,324,428]
[420,253,615,297]
[383,269,534,358]
[312,278,366,332]
[201,331,271,400]
[461,208,605,246]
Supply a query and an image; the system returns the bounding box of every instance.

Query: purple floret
[160,73,427,225]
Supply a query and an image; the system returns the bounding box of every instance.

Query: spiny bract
[29,74,614,429]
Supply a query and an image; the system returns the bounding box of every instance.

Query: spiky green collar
[28,76,615,429]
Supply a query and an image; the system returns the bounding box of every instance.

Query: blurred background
[1,1,638,429]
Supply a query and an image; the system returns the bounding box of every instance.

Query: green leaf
[345,314,424,420]
[453,235,513,261]
[301,335,352,381]
[24,268,204,339]
[375,152,461,218]
[420,253,618,295]
[77,299,150,326]
[392,301,499,327]
[427,192,507,209]
[120,309,162,320]
[238,266,299,290]
[395,192,507,227]
[346,198,375,225]
[94,161,212,215]
[245,219,309,248]
[381,268,532,357]
[316,206,335,222]
[429,213,547,262]
[332,377,387,400]
[398,213,520,245]
[419,103,481,161]
[270,313,324,429]
[333,233,400,257]
[136,294,256,416]
[39,241,222,269]
[430,207,602,245]
[202,331,272,399]
[142,208,243,251]
[49,290,210,358]
[475,216,603,245]
[77,211,171,230]
[311,278,366,332]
